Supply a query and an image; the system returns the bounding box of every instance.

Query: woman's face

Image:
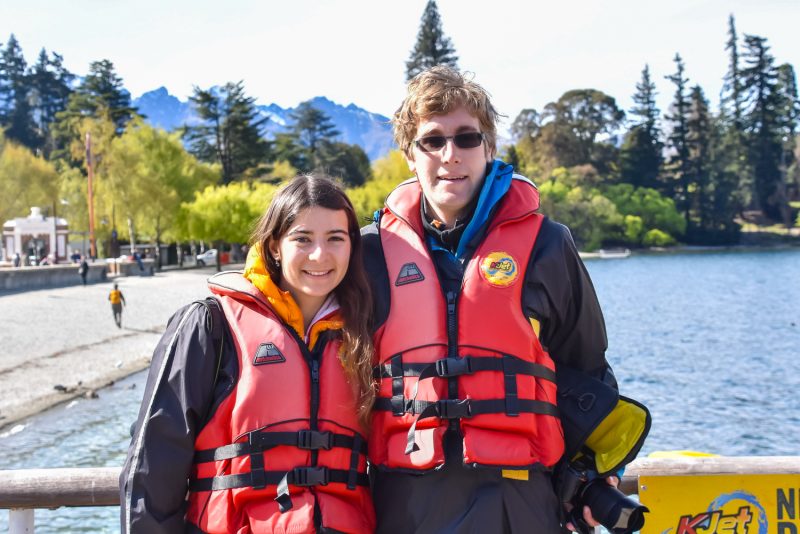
[269,206,352,314]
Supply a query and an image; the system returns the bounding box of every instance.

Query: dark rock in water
[84,390,99,399]
[128,383,137,390]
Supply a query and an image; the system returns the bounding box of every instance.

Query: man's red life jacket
[370,178,565,472]
[186,273,375,534]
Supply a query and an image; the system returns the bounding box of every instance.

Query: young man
[362,66,623,533]
[109,283,126,328]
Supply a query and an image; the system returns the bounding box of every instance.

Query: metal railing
[1,457,799,532]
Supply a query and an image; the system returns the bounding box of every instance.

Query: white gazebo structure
[2,207,69,263]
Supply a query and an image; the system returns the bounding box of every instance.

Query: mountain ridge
[133,88,396,161]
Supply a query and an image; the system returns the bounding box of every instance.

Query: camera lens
[579,479,649,534]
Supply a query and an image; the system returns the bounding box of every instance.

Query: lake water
[1,248,799,532]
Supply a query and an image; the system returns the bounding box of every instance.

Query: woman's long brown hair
[250,174,375,428]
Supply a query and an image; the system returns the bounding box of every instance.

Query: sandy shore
[0,266,238,431]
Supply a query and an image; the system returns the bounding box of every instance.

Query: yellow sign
[639,474,800,534]
[480,251,519,287]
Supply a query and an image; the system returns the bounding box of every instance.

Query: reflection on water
[1,248,799,532]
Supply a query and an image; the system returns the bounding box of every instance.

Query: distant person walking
[109,283,126,328]
[78,257,89,285]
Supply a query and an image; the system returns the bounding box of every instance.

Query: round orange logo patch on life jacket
[480,252,519,287]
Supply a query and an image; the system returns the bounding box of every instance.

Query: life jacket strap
[189,466,370,493]
[373,355,556,382]
[193,429,367,463]
[377,397,560,454]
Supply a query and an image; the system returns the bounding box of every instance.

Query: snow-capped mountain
[133,88,395,161]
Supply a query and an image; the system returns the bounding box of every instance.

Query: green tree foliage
[318,141,371,187]
[683,86,740,242]
[603,184,685,244]
[538,173,622,251]
[288,101,339,170]
[510,109,540,143]
[51,59,137,166]
[61,59,135,132]
[104,121,218,254]
[405,0,459,81]
[776,64,799,208]
[346,150,410,222]
[178,181,278,244]
[0,35,37,149]
[619,65,663,189]
[278,101,371,186]
[540,89,625,174]
[0,132,61,222]
[685,86,714,235]
[722,15,745,131]
[664,53,692,218]
[719,15,754,213]
[28,48,74,157]
[741,34,786,221]
[271,133,307,173]
[184,81,270,184]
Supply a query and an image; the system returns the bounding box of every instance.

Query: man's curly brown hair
[392,66,501,159]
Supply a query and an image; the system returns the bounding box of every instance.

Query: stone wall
[0,263,107,291]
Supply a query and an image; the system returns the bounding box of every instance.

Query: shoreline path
[0,266,236,431]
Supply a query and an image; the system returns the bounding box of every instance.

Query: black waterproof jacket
[119,300,238,533]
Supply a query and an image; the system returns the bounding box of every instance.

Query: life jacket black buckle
[297,430,333,450]
[291,466,329,486]
[437,398,472,419]
[435,357,473,377]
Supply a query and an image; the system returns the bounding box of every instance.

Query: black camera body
[557,463,648,534]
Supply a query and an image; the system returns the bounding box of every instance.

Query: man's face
[405,106,493,227]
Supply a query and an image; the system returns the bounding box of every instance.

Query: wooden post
[85,132,97,259]
[8,508,34,533]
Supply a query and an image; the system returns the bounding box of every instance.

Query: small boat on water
[598,248,631,259]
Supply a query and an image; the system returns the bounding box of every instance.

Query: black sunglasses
[414,132,485,153]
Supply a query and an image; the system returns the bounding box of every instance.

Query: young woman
[121,175,376,534]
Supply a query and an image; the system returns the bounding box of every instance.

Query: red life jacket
[186,273,375,534]
[370,177,564,472]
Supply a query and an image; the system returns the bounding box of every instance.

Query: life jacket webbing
[391,397,560,454]
[193,429,367,463]
[373,353,557,381]
[373,398,560,418]
[372,349,560,454]
[190,466,370,492]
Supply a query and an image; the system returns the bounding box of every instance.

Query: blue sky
[1,0,798,135]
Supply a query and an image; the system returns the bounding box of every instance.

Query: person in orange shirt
[108,283,126,328]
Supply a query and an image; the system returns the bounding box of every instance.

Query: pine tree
[0,35,37,149]
[289,101,340,171]
[718,15,753,213]
[741,34,784,221]
[317,141,372,187]
[775,63,799,223]
[51,59,137,164]
[685,86,713,237]
[775,64,799,157]
[28,48,74,157]
[620,65,663,189]
[721,15,744,130]
[664,53,692,220]
[185,81,271,184]
[405,0,459,81]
